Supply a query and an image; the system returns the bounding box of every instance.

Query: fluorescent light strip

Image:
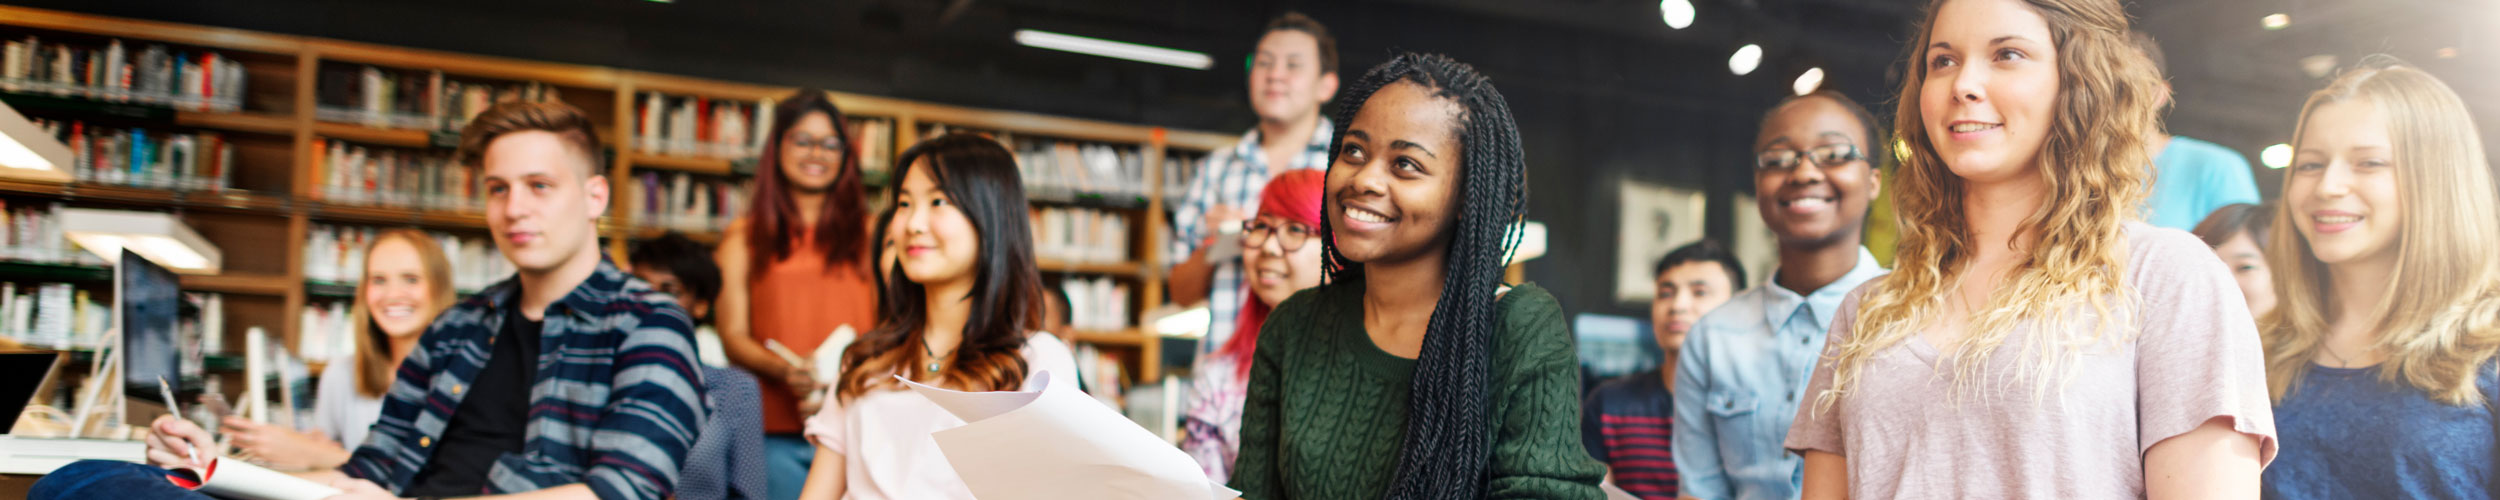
[1015,29,1212,70]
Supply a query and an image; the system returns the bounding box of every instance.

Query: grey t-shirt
[1785,222,2279,498]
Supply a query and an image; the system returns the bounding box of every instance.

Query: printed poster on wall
[1615,181,1706,305]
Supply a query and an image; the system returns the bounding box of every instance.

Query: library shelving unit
[0,5,1233,382]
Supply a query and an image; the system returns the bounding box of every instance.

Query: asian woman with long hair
[795,133,1078,500]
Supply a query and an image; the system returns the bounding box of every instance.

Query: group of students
[21,0,2500,498]
[1577,1,2500,500]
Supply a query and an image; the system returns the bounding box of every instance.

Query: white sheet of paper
[902,371,1239,500]
[171,457,344,500]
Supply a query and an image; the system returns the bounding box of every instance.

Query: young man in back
[1167,11,1339,358]
[50,101,707,500]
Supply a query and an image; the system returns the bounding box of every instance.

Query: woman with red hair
[1183,168,1326,482]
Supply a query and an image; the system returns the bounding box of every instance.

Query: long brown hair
[2263,57,2500,405]
[1823,0,2162,408]
[746,89,870,272]
[351,229,457,398]
[835,134,1043,401]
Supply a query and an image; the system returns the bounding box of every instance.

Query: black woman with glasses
[712,89,883,500]
[1667,89,1889,500]
[1182,168,1326,483]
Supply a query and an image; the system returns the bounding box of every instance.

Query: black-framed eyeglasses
[785,133,846,153]
[1241,219,1316,251]
[1755,143,1864,171]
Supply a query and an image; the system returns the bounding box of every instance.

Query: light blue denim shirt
[1671,248,1885,500]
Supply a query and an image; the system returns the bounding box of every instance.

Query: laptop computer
[0,351,147,474]
[0,351,66,433]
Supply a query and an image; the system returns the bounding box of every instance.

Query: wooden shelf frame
[0,5,1225,380]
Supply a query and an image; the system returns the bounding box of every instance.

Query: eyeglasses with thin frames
[785,133,846,154]
[1241,219,1316,252]
[1755,143,1864,171]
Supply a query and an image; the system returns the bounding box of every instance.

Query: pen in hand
[157,375,202,467]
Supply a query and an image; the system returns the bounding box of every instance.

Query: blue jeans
[763,434,816,500]
[31,460,212,500]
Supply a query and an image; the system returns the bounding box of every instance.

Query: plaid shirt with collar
[342,260,706,500]
[1170,117,1334,356]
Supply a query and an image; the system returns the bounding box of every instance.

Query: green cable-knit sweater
[1228,279,1605,499]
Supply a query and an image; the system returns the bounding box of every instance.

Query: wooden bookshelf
[311,122,436,148]
[627,153,736,176]
[0,4,1220,382]
[1036,259,1146,278]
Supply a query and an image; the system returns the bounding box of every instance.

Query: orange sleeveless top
[750,230,879,433]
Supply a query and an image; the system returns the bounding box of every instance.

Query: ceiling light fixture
[1793,67,1825,96]
[2261,143,2293,169]
[0,99,74,183]
[1729,44,1763,76]
[2262,13,2290,30]
[1014,29,1212,70]
[1659,0,1697,30]
[60,208,222,274]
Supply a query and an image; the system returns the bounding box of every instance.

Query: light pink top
[804,333,1080,500]
[1784,223,2279,499]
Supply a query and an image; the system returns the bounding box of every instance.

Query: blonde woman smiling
[2259,57,2500,500]
[1785,0,2277,498]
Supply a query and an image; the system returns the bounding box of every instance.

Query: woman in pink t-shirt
[1784,0,2278,498]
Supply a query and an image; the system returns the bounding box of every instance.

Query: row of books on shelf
[0,201,98,266]
[312,138,477,210]
[1058,277,1133,332]
[1032,206,1132,265]
[849,117,896,177]
[635,92,769,159]
[304,224,510,293]
[0,283,224,380]
[0,36,247,112]
[1013,139,1149,203]
[31,118,237,191]
[316,65,562,131]
[1161,152,1207,205]
[1072,343,1130,408]
[296,300,359,363]
[625,171,749,232]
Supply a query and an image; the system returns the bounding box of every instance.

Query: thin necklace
[922,336,953,374]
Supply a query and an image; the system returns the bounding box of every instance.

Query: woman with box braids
[1228,51,1603,500]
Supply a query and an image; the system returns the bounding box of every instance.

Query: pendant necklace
[922,337,953,374]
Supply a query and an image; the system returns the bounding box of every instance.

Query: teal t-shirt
[2144,135,2261,231]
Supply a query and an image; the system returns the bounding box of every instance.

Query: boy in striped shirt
[1584,240,1748,499]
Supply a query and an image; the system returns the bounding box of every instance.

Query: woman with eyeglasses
[1182,169,1326,483]
[714,89,883,500]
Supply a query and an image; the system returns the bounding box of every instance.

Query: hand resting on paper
[224,417,354,471]
[145,414,217,470]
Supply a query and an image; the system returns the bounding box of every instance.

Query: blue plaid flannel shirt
[342,260,706,500]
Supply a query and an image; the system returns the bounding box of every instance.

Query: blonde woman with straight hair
[2260,56,2500,499]
[221,229,458,470]
[1784,0,2277,497]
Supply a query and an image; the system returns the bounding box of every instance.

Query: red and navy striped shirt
[1583,370,1677,499]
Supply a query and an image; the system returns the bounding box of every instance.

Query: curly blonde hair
[2263,56,2500,405]
[1820,0,2162,410]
